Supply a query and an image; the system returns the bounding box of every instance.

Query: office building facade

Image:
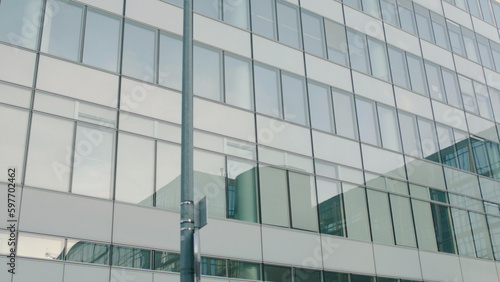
[1,0,500,281]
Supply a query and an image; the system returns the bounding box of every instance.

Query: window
[390,195,416,247]
[462,28,479,63]
[295,268,322,282]
[302,11,326,57]
[325,20,349,66]
[477,35,493,69]
[397,0,417,34]
[0,105,29,184]
[111,246,151,269]
[474,82,494,120]
[194,45,222,101]
[347,29,370,74]
[317,178,345,236]
[263,264,292,282]
[470,212,494,259]
[281,73,308,125]
[122,21,156,82]
[201,257,226,277]
[362,0,381,18]
[417,117,440,162]
[159,33,183,90]
[194,150,226,218]
[378,105,401,152]
[259,166,289,227]
[194,0,220,19]
[459,76,478,114]
[368,38,390,81]
[406,54,428,96]
[332,89,358,139]
[431,204,456,254]
[251,0,276,39]
[229,260,261,280]
[380,0,399,26]
[289,172,318,231]
[0,0,44,49]
[308,82,334,133]
[224,54,253,110]
[447,20,465,56]
[226,159,259,223]
[155,142,181,211]
[412,199,438,251]
[388,47,410,89]
[343,185,371,241]
[154,251,180,272]
[399,112,421,157]
[466,0,481,18]
[356,98,380,146]
[276,1,301,49]
[254,64,281,118]
[222,0,249,29]
[431,13,449,49]
[66,240,110,265]
[367,190,394,245]
[442,68,463,108]
[425,62,445,102]
[415,5,432,42]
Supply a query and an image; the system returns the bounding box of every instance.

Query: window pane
[467,0,481,17]
[115,133,154,206]
[431,13,449,49]
[295,268,321,282]
[194,0,220,19]
[398,0,416,34]
[447,20,465,56]
[154,251,180,272]
[194,45,222,101]
[332,89,358,139]
[263,264,292,282]
[462,28,479,63]
[159,33,182,91]
[451,208,476,257]
[289,172,318,231]
[254,64,281,118]
[470,212,494,259]
[368,38,390,81]
[41,0,83,60]
[407,54,428,96]
[223,0,249,29]
[324,271,349,282]
[378,105,402,152]
[83,9,121,72]
[412,199,438,251]
[111,246,151,269]
[474,82,494,120]
[282,73,308,125]
[224,55,253,110]
[487,215,500,260]
[362,0,381,18]
[325,20,349,66]
[399,112,421,157]
[415,6,433,42]
[194,150,226,218]
[431,203,456,254]
[229,260,261,280]
[380,0,399,26]
[459,76,478,114]
[201,257,226,277]
[251,0,276,39]
[66,240,110,265]
[17,233,65,260]
[71,125,114,199]
[317,178,345,236]
[367,190,394,245]
[417,117,439,162]
[0,105,29,183]
[344,0,361,9]
[122,21,156,82]
[425,62,445,102]
[156,142,181,211]
[388,47,409,89]
[351,274,375,282]
[0,0,43,49]
[347,29,370,74]
[343,184,371,241]
[302,12,326,57]
[260,166,289,227]
[477,35,493,69]
[390,195,416,247]
[309,83,334,133]
[226,159,259,223]
[276,1,301,49]
[356,98,380,146]
[442,69,462,108]
[26,114,74,191]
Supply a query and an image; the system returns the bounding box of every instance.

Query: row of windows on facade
[1,0,500,125]
[0,232,423,282]
[165,0,500,73]
[2,103,500,260]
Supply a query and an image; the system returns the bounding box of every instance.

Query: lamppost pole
[180,0,195,281]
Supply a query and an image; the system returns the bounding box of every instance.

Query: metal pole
[180,0,194,281]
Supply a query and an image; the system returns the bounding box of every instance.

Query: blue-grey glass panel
[82,9,121,72]
[454,130,472,172]
[324,271,349,282]
[251,0,276,39]
[397,0,416,34]
[66,241,110,265]
[462,28,479,63]
[407,54,428,96]
[281,73,308,125]
[350,274,375,282]
[259,166,289,227]
[479,1,494,24]
[154,251,179,272]
[302,11,326,57]
[155,142,181,211]
[325,20,349,66]
[309,83,334,133]
[332,89,358,139]
[399,112,421,158]
[429,188,447,203]
[111,246,151,269]
[367,189,394,245]
[476,35,493,69]
[380,0,399,26]
[356,98,380,146]
[343,185,371,241]
[412,199,438,251]
[295,268,321,282]
[485,142,500,180]
[226,159,259,223]
[163,0,182,6]
[264,264,292,282]
[474,81,494,120]
[431,13,449,50]
[459,76,478,114]
[450,208,476,257]
[466,0,481,18]
[470,212,494,259]
[390,194,416,247]
[122,21,156,82]
[0,0,43,49]
[254,64,281,118]
[388,47,409,89]
[347,29,370,74]
[317,178,345,236]
[490,87,500,123]
[224,55,253,110]
[222,0,249,29]
[487,215,500,260]
[194,0,221,19]
[378,105,401,152]
[361,0,381,18]
[454,0,468,10]
[377,278,398,282]
[344,0,361,10]
[367,38,390,81]
[201,257,226,276]
[492,42,500,71]
[229,260,261,280]
[159,33,182,90]
[442,69,462,108]
[41,0,83,60]
[418,117,439,162]
[493,2,500,26]
[447,20,465,56]
[425,62,445,102]
[431,204,456,254]
[415,5,433,42]
[276,1,301,49]
[194,45,222,101]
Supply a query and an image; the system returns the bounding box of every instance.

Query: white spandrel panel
[384,24,421,56]
[19,188,113,242]
[344,6,385,41]
[110,268,153,282]
[419,251,463,282]
[154,273,179,282]
[362,145,406,180]
[36,56,119,107]
[442,2,473,29]
[372,244,422,280]
[395,87,433,119]
[412,0,443,15]
[126,0,183,35]
[472,17,500,44]
[453,55,485,84]
[321,235,376,275]
[73,0,123,15]
[253,35,304,76]
[460,257,499,282]
[13,258,63,282]
[0,43,36,87]
[312,131,362,169]
[352,72,394,106]
[305,54,352,93]
[63,264,110,282]
[420,40,454,70]
[432,101,468,131]
[300,0,343,24]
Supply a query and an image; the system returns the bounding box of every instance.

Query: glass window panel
[437,124,458,168]
[201,257,226,277]
[442,68,463,108]
[82,9,121,72]
[263,264,292,282]
[418,117,440,162]
[453,0,467,10]
[0,0,44,49]
[26,114,74,191]
[414,5,433,42]
[378,105,402,152]
[431,13,450,49]
[282,73,308,125]
[226,159,259,223]
[41,0,83,60]
[229,260,261,280]
[356,98,380,146]
[71,125,114,199]
[0,105,29,183]
[399,112,421,157]
[289,172,318,231]
[406,54,428,96]
[489,87,500,122]
[431,203,456,254]
[390,195,416,247]
[302,12,326,57]
[224,54,253,110]
[154,251,180,272]
[276,1,301,49]
[380,0,399,27]
[222,0,249,29]
[459,76,478,114]
[324,271,349,282]
[111,245,151,269]
[115,133,154,206]
[474,82,494,120]
[254,64,281,118]
[344,0,361,9]
[250,0,276,39]
[259,166,289,227]
[361,0,381,18]
[194,45,222,101]
[386,178,408,194]
[466,0,481,18]
[454,130,473,172]
[351,274,375,282]
[332,89,358,139]
[122,21,156,82]
[367,190,394,245]
[309,82,334,133]
[493,2,500,26]
[412,199,438,251]
[317,178,345,236]
[155,142,181,211]
[388,47,410,89]
[429,188,448,203]
[295,268,321,282]
[425,62,445,102]
[485,141,500,180]
[343,184,371,241]
[347,29,370,74]
[397,0,416,34]
[487,215,500,260]
[194,0,220,19]
[66,240,110,265]
[462,28,479,63]
[477,36,493,69]
[325,20,349,66]
[159,33,182,91]
[410,184,429,199]
[164,0,183,6]
[194,150,226,218]
[367,38,390,81]
[470,212,494,259]
[447,20,465,56]
[492,42,500,71]
[17,233,65,260]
